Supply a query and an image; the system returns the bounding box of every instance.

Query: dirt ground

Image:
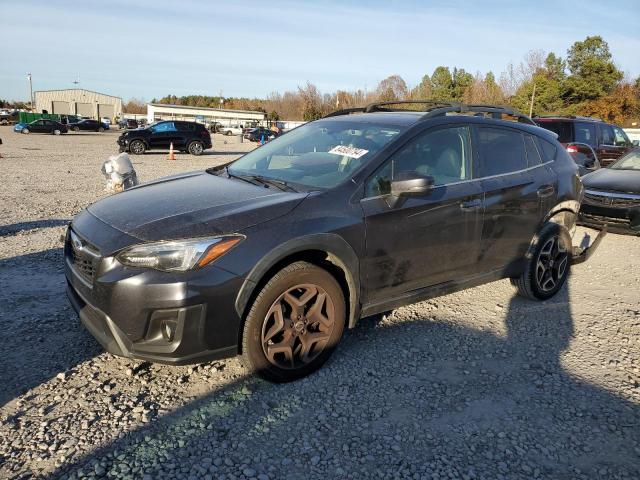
[0,125,639,479]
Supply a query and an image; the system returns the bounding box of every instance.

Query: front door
[597,124,629,166]
[362,124,484,304]
[149,121,178,149]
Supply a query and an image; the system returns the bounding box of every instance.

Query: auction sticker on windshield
[328,145,369,159]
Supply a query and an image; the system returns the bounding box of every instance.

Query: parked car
[101,117,112,126]
[118,118,139,129]
[219,124,243,136]
[0,110,18,125]
[117,120,212,155]
[579,148,640,235]
[535,116,634,169]
[244,127,278,143]
[71,119,109,132]
[65,101,601,382]
[14,119,68,135]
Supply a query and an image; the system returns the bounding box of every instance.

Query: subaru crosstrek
[66,101,602,382]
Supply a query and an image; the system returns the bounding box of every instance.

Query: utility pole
[528,82,536,118]
[27,73,34,111]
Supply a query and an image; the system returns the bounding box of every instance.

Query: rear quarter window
[536,120,572,143]
[536,137,557,161]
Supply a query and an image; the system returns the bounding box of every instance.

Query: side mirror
[633,140,639,147]
[388,172,434,207]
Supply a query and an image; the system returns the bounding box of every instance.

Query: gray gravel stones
[1,126,639,479]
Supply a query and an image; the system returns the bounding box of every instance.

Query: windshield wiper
[248,175,298,192]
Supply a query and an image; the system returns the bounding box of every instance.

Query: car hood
[581,168,640,194]
[88,170,308,241]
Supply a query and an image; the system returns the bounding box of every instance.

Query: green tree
[451,68,474,101]
[563,36,623,102]
[430,66,453,101]
[410,74,432,100]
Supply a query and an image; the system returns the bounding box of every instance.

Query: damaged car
[579,148,640,235]
[65,101,603,382]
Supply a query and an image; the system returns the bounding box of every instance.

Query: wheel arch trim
[234,233,361,331]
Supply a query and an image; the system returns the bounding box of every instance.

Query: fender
[234,233,362,329]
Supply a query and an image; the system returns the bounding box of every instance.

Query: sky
[1,0,639,102]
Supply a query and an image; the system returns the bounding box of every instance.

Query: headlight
[116,235,243,272]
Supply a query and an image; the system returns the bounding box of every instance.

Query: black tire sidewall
[243,264,345,382]
[528,223,571,300]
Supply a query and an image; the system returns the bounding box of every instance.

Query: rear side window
[574,122,597,147]
[536,121,572,143]
[537,138,557,161]
[613,126,630,146]
[524,134,543,166]
[176,122,194,131]
[477,127,526,176]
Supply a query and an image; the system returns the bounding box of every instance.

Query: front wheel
[98,127,104,132]
[53,129,61,135]
[241,261,346,382]
[22,128,30,134]
[225,130,231,136]
[128,140,146,155]
[188,141,204,155]
[511,223,571,300]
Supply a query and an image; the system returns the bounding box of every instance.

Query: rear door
[362,124,484,303]
[475,126,552,274]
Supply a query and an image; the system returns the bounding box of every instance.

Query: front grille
[66,229,101,283]
[580,212,630,226]
[584,190,640,208]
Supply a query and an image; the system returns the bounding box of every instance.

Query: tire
[73,126,80,132]
[241,261,346,382]
[22,128,30,134]
[53,129,61,135]
[225,130,231,136]
[129,140,146,155]
[188,141,204,156]
[511,222,571,301]
[98,127,104,133]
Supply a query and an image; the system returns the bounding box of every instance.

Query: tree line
[145,36,638,125]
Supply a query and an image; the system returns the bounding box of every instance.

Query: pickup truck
[219,124,243,136]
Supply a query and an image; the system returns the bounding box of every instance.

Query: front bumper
[578,203,640,236]
[64,217,244,365]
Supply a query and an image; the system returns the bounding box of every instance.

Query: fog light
[161,320,177,342]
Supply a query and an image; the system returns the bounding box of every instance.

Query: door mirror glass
[633,140,639,146]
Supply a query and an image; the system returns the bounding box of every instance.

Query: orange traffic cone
[168,142,176,160]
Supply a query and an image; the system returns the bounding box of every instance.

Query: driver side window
[365,126,472,197]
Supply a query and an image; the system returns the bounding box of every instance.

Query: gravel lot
[1,125,639,480]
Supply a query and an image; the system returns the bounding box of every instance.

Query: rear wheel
[98,127,105,132]
[512,223,571,300]
[129,140,145,155]
[241,261,346,382]
[188,140,204,156]
[73,126,80,132]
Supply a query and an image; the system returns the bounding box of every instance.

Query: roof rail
[323,100,536,125]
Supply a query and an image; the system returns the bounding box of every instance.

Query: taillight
[566,145,579,154]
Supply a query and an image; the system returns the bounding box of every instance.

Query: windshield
[610,150,640,171]
[227,120,405,188]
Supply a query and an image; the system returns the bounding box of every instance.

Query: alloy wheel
[261,283,335,369]
[189,142,203,155]
[130,141,144,154]
[535,235,568,292]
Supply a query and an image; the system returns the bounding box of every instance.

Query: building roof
[33,88,122,101]
[148,103,265,116]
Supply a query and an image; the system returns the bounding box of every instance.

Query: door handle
[460,198,482,211]
[537,185,555,198]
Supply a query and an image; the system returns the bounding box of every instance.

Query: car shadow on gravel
[0,219,69,237]
[0,248,101,407]
[41,275,640,480]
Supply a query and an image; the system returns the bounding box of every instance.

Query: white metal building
[34,89,123,120]
[147,103,266,126]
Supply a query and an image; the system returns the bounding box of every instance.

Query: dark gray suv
[65,101,602,382]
